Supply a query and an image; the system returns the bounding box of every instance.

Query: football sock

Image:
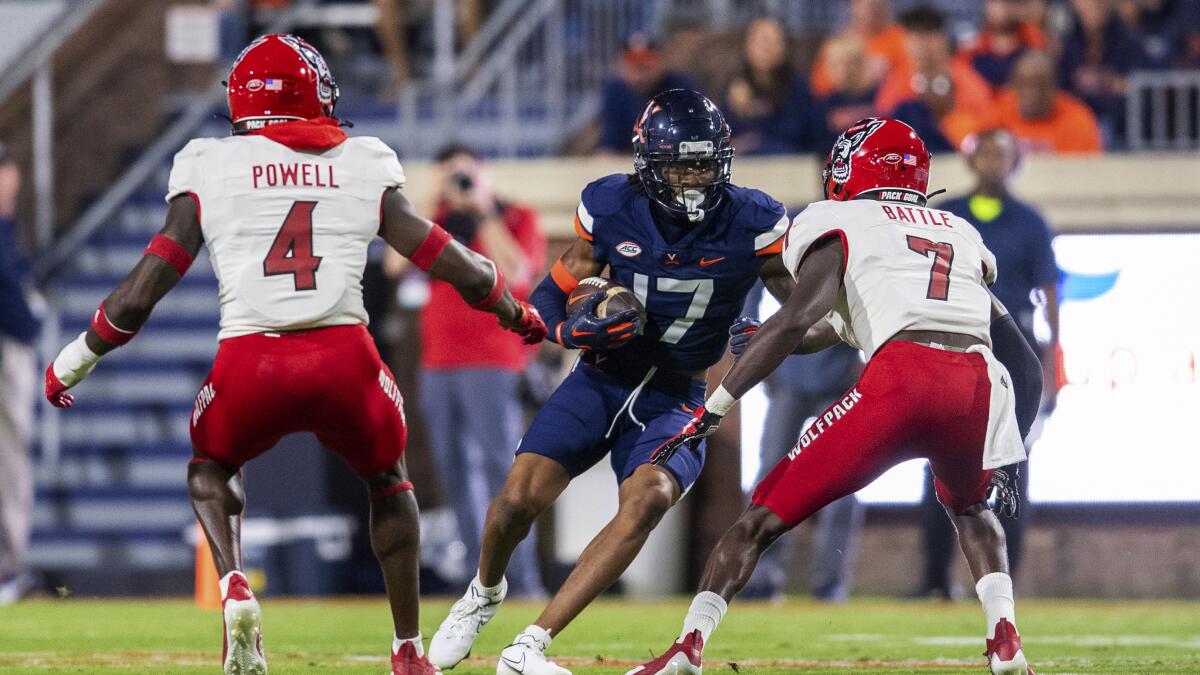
[472,573,507,601]
[217,570,249,599]
[393,632,424,656]
[976,572,1017,638]
[680,591,728,643]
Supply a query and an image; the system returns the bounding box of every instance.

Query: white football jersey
[782,199,998,357]
[166,135,405,339]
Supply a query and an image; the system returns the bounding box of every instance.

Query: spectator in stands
[811,0,908,97]
[958,0,1047,89]
[722,17,824,155]
[0,150,41,604]
[597,33,694,154]
[818,35,880,148]
[1058,0,1148,147]
[1116,0,1199,68]
[882,6,995,151]
[916,128,1059,593]
[414,144,547,597]
[995,50,1102,153]
[877,6,994,115]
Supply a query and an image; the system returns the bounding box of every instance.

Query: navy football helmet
[632,89,734,223]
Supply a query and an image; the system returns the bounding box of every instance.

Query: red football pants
[752,340,995,527]
[190,324,408,477]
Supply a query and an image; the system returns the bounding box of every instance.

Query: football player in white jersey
[631,119,1042,675]
[44,35,546,675]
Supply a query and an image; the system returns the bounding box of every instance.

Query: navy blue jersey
[574,174,788,372]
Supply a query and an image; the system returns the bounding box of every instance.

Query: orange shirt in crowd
[875,59,995,118]
[993,89,1103,154]
[811,24,909,97]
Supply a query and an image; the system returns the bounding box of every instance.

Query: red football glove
[502,301,548,345]
[45,363,75,409]
[651,406,722,466]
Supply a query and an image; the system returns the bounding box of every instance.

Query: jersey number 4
[264,201,322,291]
[906,235,954,301]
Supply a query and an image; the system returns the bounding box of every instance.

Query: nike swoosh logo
[571,328,594,337]
[699,256,725,267]
[501,652,526,672]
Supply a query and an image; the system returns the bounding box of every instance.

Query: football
[568,276,644,320]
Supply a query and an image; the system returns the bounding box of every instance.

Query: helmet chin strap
[678,189,706,222]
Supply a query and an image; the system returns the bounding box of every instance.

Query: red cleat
[984,618,1034,674]
[625,629,704,675]
[392,641,441,675]
[221,573,266,674]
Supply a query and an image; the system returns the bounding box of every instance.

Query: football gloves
[559,292,639,350]
[44,364,75,409]
[988,464,1020,519]
[651,405,722,467]
[500,301,548,345]
[728,316,760,356]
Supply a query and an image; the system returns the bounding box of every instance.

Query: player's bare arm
[757,253,794,303]
[722,237,843,398]
[792,318,841,354]
[378,186,545,342]
[45,195,202,407]
[987,286,1043,437]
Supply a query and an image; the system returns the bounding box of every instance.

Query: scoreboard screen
[741,233,1200,504]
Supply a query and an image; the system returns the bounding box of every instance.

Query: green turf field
[1,597,1197,673]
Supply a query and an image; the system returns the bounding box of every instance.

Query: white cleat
[222,574,267,675]
[429,578,507,669]
[497,630,571,675]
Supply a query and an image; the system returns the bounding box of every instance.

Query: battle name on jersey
[879,203,952,228]
[251,162,340,189]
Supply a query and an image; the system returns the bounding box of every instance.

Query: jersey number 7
[264,201,323,291]
[906,235,954,301]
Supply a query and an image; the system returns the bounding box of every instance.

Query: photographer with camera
[415,143,547,597]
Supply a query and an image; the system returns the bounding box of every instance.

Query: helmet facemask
[636,141,733,223]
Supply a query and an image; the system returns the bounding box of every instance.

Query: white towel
[968,344,1027,470]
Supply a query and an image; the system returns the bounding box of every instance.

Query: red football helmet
[227,35,339,132]
[822,117,931,205]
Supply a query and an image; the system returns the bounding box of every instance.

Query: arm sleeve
[531,273,570,345]
[990,312,1043,439]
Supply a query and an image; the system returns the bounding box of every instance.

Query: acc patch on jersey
[615,241,642,258]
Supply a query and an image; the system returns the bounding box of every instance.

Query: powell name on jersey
[167,134,406,339]
[783,199,998,358]
[576,174,788,372]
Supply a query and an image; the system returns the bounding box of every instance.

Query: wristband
[705,385,738,416]
[145,234,194,276]
[409,225,452,271]
[469,263,506,310]
[91,303,138,346]
[53,332,102,388]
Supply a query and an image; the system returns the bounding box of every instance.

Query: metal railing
[33,2,313,284]
[1127,71,1200,151]
[0,0,112,251]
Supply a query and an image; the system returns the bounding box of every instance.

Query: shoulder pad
[165,138,219,203]
[347,136,407,188]
[580,174,637,218]
[726,186,789,255]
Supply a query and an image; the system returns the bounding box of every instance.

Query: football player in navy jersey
[429,89,794,675]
